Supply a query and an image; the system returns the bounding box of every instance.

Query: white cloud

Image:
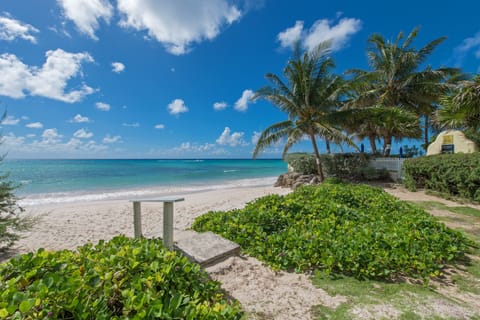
[234,89,254,111]
[216,127,248,147]
[167,98,189,115]
[154,124,165,129]
[103,134,122,143]
[117,0,242,55]
[26,122,43,129]
[70,114,91,123]
[73,128,94,139]
[122,122,140,127]
[277,20,303,49]
[1,115,20,125]
[213,101,228,111]
[1,132,25,146]
[42,128,63,144]
[278,17,362,52]
[96,102,110,111]
[175,142,216,152]
[0,12,39,43]
[111,62,125,73]
[0,49,94,103]
[251,131,261,145]
[26,134,36,138]
[57,0,114,40]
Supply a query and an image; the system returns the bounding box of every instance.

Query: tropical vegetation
[253,27,474,161]
[403,152,480,202]
[0,236,243,319]
[193,180,473,281]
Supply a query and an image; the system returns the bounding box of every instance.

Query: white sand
[8,185,341,319]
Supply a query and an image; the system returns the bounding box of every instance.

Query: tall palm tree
[438,75,480,130]
[252,42,355,181]
[347,27,458,155]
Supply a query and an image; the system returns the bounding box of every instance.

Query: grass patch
[193,180,474,281]
[311,271,475,319]
[412,201,480,218]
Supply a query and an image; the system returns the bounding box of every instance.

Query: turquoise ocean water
[3,159,287,206]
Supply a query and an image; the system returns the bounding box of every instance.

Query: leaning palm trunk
[383,136,393,156]
[368,135,377,154]
[325,139,331,154]
[310,134,325,182]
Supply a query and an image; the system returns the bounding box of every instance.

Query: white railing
[369,158,405,181]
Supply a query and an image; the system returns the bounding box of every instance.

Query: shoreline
[18,176,281,207]
[12,184,291,255]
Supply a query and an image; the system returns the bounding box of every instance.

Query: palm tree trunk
[325,139,331,154]
[368,136,377,154]
[310,133,325,182]
[383,136,392,157]
[423,115,429,151]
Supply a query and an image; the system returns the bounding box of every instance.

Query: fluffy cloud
[251,131,261,145]
[176,142,216,152]
[70,114,91,123]
[57,0,114,40]
[1,116,20,125]
[216,127,248,146]
[117,0,242,55]
[154,124,165,129]
[278,17,362,52]
[0,12,39,43]
[26,122,43,129]
[111,62,125,73]
[103,134,122,143]
[167,99,189,115]
[95,102,110,111]
[73,128,94,139]
[213,101,228,111]
[42,128,63,144]
[234,89,254,111]
[0,49,94,103]
[122,122,140,127]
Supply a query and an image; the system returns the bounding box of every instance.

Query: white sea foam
[19,176,278,207]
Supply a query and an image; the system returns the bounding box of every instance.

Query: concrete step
[174,230,240,267]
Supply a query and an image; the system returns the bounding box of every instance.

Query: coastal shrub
[0,236,242,319]
[193,181,473,280]
[0,163,32,251]
[285,153,317,175]
[403,153,480,202]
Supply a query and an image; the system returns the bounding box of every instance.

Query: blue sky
[0,0,479,159]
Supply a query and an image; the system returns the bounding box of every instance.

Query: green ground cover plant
[403,153,480,203]
[193,181,473,281]
[0,236,243,319]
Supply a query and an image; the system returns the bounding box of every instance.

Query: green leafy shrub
[403,153,480,202]
[0,236,242,319]
[193,181,473,280]
[285,153,317,175]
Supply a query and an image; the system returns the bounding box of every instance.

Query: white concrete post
[133,201,142,238]
[163,202,174,250]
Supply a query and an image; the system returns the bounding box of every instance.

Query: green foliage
[193,181,473,281]
[286,153,317,175]
[0,161,32,251]
[0,236,243,319]
[403,153,480,202]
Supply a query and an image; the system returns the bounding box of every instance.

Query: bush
[0,236,243,319]
[0,163,32,251]
[193,181,473,281]
[320,153,370,180]
[285,153,317,175]
[403,153,480,202]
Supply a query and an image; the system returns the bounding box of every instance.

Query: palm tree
[347,27,458,155]
[438,75,480,130]
[252,42,355,182]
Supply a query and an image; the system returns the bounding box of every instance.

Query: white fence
[369,158,405,181]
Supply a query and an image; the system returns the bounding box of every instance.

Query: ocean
[3,159,287,206]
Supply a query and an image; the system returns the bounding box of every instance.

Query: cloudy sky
[1,0,479,158]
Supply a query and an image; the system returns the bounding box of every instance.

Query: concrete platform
[174,230,240,267]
